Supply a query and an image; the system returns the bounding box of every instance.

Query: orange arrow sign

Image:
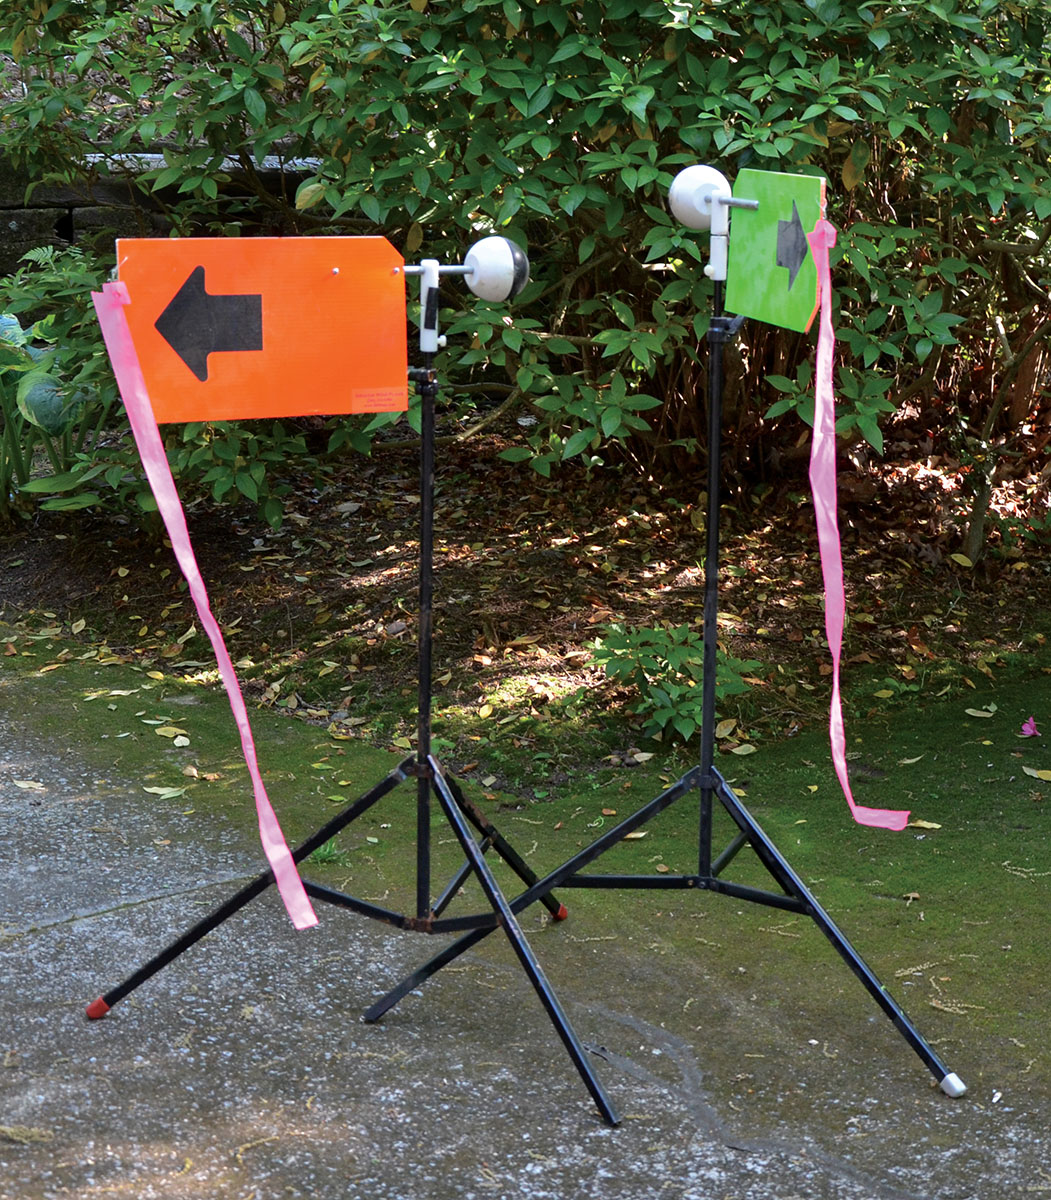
[116,237,409,423]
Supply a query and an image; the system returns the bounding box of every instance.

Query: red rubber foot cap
[86,997,111,1020]
[554,904,569,922]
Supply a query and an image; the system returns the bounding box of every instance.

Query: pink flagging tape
[806,222,909,832]
[92,281,318,927]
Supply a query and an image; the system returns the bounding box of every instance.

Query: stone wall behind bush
[0,155,166,275]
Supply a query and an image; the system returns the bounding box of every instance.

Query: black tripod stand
[86,263,964,1129]
[85,252,620,1124]
[355,281,966,1119]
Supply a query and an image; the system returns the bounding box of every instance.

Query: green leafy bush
[168,419,320,530]
[591,621,763,742]
[0,245,123,521]
[1,0,1048,514]
[1,248,316,527]
[1,313,38,522]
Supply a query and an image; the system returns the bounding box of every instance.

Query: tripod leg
[86,870,275,1018]
[441,767,567,922]
[432,771,619,1125]
[714,773,966,1097]
[86,763,410,1018]
[363,925,490,1023]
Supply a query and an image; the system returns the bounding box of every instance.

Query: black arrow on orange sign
[154,266,263,382]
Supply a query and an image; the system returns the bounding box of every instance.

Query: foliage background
[0,0,1049,556]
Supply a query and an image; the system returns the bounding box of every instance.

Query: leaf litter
[1,442,1047,794]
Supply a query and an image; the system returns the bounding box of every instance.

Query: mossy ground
[4,605,1049,1113]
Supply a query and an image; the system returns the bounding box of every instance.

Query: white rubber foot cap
[940,1073,967,1097]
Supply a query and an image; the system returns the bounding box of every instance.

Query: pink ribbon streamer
[806,221,909,832]
[92,281,318,927]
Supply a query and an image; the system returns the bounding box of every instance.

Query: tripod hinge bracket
[406,758,435,780]
[409,366,438,401]
[403,913,436,933]
[707,313,747,344]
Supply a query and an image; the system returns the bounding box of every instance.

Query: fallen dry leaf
[0,1125,53,1144]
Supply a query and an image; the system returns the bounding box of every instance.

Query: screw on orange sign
[116,237,409,423]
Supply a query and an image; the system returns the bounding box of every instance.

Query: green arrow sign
[724,169,827,333]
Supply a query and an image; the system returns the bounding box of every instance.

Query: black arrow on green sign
[776,201,809,291]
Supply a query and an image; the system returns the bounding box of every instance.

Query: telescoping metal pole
[408,259,444,920]
[697,280,725,877]
[403,251,518,921]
